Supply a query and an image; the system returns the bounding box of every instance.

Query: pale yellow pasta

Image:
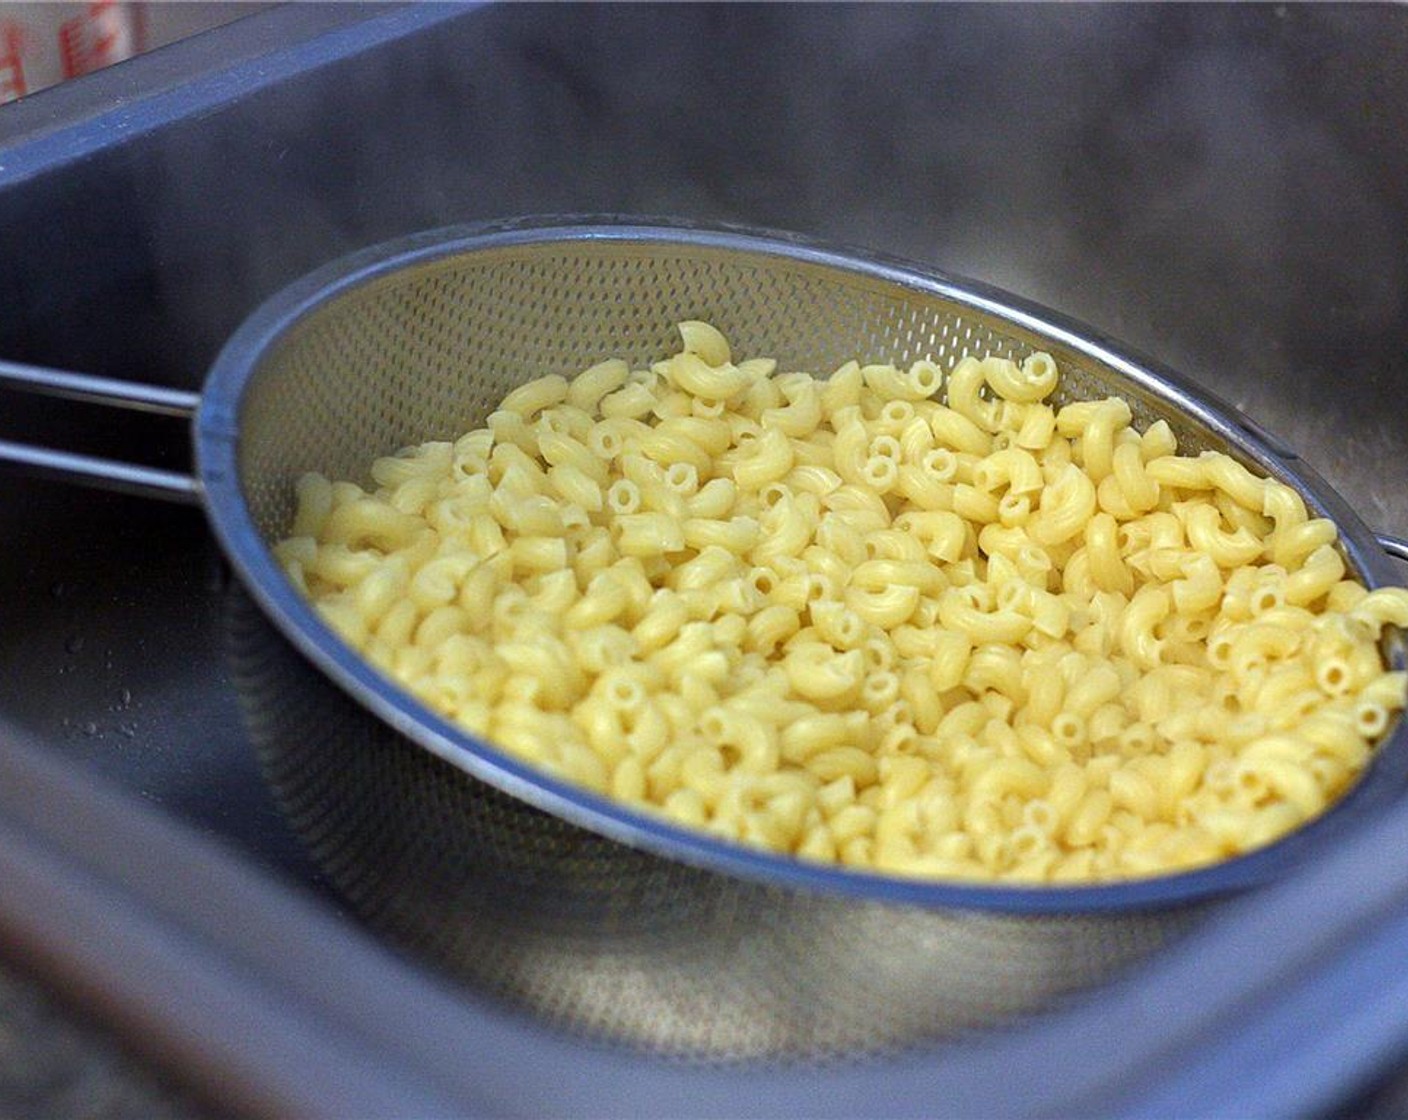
[978,352,1058,404]
[615,511,685,557]
[1352,590,1408,631]
[601,380,665,422]
[676,320,732,367]
[1284,544,1346,607]
[1180,502,1265,569]
[498,374,569,420]
[1030,463,1098,547]
[1272,518,1337,571]
[761,377,823,438]
[736,374,784,420]
[281,322,1408,886]
[680,516,761,555]
[1085,512,1134,595]
[565,358,629,413]
[1072,399,1132,483]
[973,446,1044,496]
[661,350,751,402]
[952,483,1000,526]
[861,362,924,402]
[928,406,991,457]
[1203,452,1269,512]
[818,360,863,416]
[732,426,794,490]
[938,586,1032,645]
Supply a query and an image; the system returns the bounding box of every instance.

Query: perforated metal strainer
[4,218,1407,1063]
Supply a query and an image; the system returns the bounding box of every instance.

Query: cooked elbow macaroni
[276,324,1408,884]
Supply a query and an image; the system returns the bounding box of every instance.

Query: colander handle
[1378,534,1408,564]
[0,360,202,505]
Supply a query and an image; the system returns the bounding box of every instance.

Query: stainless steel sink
[3,3,1408,1115]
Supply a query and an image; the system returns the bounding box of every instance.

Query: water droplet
[83,722,98,736]
[64,635,85,654]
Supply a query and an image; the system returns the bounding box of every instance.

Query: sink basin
[3,3,1408,1115]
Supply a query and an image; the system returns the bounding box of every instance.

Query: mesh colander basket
[192,218,1407,1063]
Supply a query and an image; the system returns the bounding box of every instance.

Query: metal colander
[7,219,1406,1063]
[200,220,1408,1063]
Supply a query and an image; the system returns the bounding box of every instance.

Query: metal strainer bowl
[7,218,1408,1062]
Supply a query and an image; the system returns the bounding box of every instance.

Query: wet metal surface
[1,0,1405,906]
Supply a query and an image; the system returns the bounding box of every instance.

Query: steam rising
[136,3,1408,528]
